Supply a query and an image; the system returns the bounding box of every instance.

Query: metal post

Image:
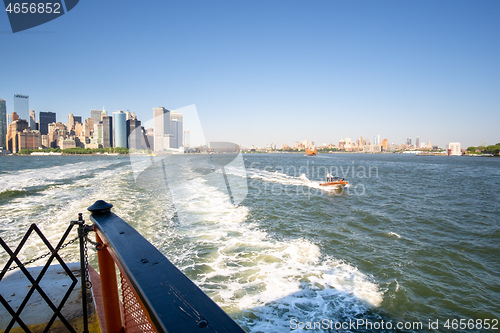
[76,213,89,333]
[87,200,123,333]
[96,232,123,333]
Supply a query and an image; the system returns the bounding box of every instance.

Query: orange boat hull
[319,181,348,187]
[305,148,317,156]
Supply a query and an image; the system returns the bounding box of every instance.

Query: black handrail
[88,200,246,333]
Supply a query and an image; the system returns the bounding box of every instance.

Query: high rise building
[153,107,171,151]
[6,119,29,153]
[102,116,113,148]
[29,109,36,130]
[127,118,142,150]
[82,118,92,137]
[91,109,103,123]
[112,110,127,148]
[382,139,389,151]
[0,99,6,148]
[39,111,56,135]
[416,136,420,149]
[13,94,29,122]
[92,122,104,147]
[74,116,82,124]
[170,119,183,148]
[145,128,154,151]
[170,111,183,123]
[68,113,75,129]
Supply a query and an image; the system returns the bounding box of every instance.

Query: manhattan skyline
[1,1,499,148]
[0,94,491,150]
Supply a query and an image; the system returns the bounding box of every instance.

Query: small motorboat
[305,148,317,156]
[320,174,348,188]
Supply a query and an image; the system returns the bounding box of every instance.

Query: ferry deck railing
[87,200,245,333]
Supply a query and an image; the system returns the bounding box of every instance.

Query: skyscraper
[416,136,420,149]
[0,99,7,148]
[153,107,171,151]
[29,109,36,130]
[6,119,29,153]
[13,94,29,121]
[68,113,75,130]
[382,139,388,151]
[127,118,142,150]
[112,110,127,148]
[39,111,56,135]
[91,110,103,123]
[170,111,184,149]
[170,111,183,123]
[92,122,104,147]
[102,116,113,148]
[170,119,183,148]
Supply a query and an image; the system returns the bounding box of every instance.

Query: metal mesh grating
[120,272,157,333]
[0,223,80,333]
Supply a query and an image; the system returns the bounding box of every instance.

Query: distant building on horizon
[6,119,29,153]
[153,106,171,151]
[102,115,113,148]
[113,110,127,148]
[382,139,388,151]
[183,131,190,148]
[170,111,184,148]
[91,122,104,147]
[13,94,29,122]
[0,99,6,148]
[170,119,183,149]
[446,142,461,156]
[68,113,75,130]
[127,117,142,150]
[39,111,56,135]
[29,109,36,130]
[91,109,103,124]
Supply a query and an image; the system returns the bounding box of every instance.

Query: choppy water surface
[0,153,499,332]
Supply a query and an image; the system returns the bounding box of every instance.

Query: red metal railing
[88,200,245,333]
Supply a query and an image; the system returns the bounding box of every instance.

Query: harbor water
[0,153,499,332]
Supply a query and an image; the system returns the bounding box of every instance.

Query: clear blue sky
[1,0,499,148]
